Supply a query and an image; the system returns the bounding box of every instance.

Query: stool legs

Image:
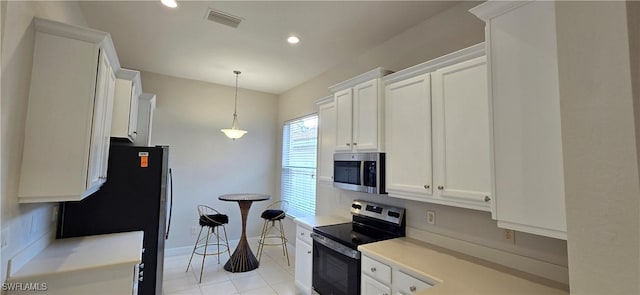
[186,225,230,283]
[256,219,290,266]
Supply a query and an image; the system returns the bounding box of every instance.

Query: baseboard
[406,227,569,285]
[7,231,54,278]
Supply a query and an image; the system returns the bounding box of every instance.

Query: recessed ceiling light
[287,36,300,44]
[161,0,178,8]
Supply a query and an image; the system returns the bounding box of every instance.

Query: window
[281,114,318,217]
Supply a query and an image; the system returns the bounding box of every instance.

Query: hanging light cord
[232,70,241,128]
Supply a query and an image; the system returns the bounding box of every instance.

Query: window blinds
[281,115,318,217]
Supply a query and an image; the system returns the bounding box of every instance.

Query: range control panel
[350,200,404,225]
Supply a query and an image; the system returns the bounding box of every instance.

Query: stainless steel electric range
[310,200,405,295]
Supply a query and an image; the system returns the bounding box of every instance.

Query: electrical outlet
[504,229,516,243]
[426,210,436,225]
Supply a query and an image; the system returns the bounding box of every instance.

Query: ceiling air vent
[205,8,243,28]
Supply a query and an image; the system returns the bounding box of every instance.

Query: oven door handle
[311,232,361,260]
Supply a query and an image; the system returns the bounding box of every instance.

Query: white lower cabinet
[361,254,433,295]
[294,225,314,295]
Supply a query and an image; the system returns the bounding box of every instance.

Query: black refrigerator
[57,142,172,295]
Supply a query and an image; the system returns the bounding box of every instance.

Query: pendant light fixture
[221,70,248,140]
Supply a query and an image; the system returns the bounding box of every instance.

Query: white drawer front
[296,226,313,245]
[394,271,432,294]
[362,255,391,285]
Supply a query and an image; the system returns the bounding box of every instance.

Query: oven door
[311,233,361,295]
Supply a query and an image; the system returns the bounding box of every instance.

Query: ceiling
[79,1,458,94]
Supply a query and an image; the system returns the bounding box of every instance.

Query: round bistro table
[218,193,271,272]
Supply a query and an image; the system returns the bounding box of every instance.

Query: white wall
[555,1,640,293]
[276,0,569,273]
[0,1,88,283]
[139,71,278,250]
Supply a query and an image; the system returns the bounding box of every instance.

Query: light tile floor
[163,238,300,295]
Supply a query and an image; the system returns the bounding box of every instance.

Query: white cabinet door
[353,79,382,151]
[112,69,141,142]
[134,93,156,146]
[431,56,492,211]
[362,274,391,295]
[317,98,336,183]
[385,74,433,200]
[294,237,313,295]
[87,50,111,190]
[335,88,353,152]
[472,1,567,239]
[100,62,116,180]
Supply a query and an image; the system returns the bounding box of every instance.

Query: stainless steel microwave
[333,152,385,194]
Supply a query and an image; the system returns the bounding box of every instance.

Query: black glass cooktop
[313,222,402,250]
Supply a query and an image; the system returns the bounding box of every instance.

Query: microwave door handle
[360,160,365,186]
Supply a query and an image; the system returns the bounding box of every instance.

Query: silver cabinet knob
[423,185,430,189]
[484,196,491,202]
[370,267,376,272]
[437,186,444,190]
[410,286,417,292]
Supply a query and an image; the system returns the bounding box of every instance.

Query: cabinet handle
[346,143,351,146]
[300,232,305,236]
[307,251,312,254]
[423,185,430,189]
[370,267,376,272]
[353,142,357,146]
[484,196,491,202]
[437,186,444,190]
[133,131,137,134]
[410,286,417,292]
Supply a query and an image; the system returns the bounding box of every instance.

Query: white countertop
[359,237,569,295]
[9,231,143,280]
[294,215,349,229]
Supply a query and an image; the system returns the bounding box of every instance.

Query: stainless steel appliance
[311,200,405,295]
[333,152,386,194]
[56,142,173,295]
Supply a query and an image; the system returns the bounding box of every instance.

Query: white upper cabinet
[471,1,567,239]
[384,44,491,211]
[432,56,492,211]
[330,68,393,152]
[18,18,120,203]
[385,74,434,199]
[316,96,336,183]
[134,93,157,147]
[112,69,142,142]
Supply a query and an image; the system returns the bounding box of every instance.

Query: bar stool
[256,200,290,266]
[186,205,231,283]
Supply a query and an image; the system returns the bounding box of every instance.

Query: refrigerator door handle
[166,168,173,240]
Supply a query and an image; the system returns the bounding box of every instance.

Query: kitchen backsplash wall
[140,71,279,250]
[0,0,89,284]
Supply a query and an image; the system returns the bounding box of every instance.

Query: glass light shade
[221,128,247,140]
